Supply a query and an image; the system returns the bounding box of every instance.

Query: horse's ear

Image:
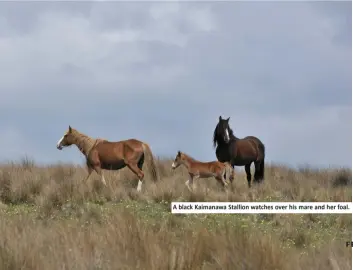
[219,116,222,121]
[226,117,230,122]
[177,150,181,156]
[68,126,72,133]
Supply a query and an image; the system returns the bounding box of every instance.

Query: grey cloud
[0,2,350,167]
[311,1,352,47]
[0,2,93,37]
[178,2,351,112]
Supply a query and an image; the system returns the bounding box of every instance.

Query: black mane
[212,124,219,148]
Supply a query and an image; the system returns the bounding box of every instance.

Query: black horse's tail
[258,142,265,181]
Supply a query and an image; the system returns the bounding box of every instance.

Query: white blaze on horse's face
[56,136,64,150]
[172,158,181,169]
[224,129,230,143]
[57,132,69,150]
[172,152,182,169]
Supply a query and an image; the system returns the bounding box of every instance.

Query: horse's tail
[257,141,265,181]
[142,143,159,182]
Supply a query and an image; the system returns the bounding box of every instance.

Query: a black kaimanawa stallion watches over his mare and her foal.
[56,116,265,191]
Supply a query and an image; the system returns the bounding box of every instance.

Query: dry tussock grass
[0,157,351,269]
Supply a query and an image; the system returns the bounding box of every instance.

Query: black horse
[213,116,266,187]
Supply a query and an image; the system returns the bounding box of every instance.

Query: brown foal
[171,151,235,192]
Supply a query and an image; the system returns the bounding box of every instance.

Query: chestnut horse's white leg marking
[101,174,107,186]
[137,180,143,192]
[56,136,64,148]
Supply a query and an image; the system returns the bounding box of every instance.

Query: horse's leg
[222,163,229,184]
[89,154,107,186]
[245,164,252,188]
[137,155,151,189]
[126,162,145,192]
[216,175,228,193]
[84,165,93,183]
[229,168,236,193]
[254,161,261,183]
[192,175,200,190]
[218,171,228,186]
[137,154,144,171]
[230,168,236,183]
[93,166,107,186]
[225,163,235,184]
[224,165,235,193]
[186,174,194,192]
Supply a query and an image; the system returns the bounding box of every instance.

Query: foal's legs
[218,171,228,186]
[245,164,252,188]
[193,175,200,190]
[228,169,236,193]
[224,163,235,184]
[216,175,228,192]
[186,174,195,192]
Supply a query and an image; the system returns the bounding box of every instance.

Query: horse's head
[213,116,231,146]
[171,150,185,170]
[56,126,76,150]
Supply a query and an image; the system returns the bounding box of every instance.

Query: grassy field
[0,157,351,270]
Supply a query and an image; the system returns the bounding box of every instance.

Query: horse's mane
[71,128,106,156]
[213,124,218,148]
[182,152,198,162]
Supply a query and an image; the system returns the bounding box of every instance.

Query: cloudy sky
[0,1,351,168]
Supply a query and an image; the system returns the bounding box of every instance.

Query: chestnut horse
[213,116,266,187]
[171,150,235,192]
[56,126,159,192]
